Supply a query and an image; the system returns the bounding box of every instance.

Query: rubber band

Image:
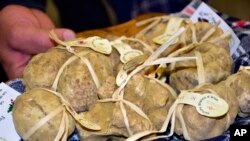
[22,106,64,140]
[49,31,101,89]
[200,21,220,43]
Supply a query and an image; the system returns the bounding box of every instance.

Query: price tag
[112,40,143,63]
[153,18,184,45]
[178,92,229,117]
[0,82,21,141]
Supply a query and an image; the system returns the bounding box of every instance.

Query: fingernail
[63,30,76,41]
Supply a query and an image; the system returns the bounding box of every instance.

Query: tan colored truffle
[12,88,75,141]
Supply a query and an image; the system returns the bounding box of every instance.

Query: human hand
[0,5,75,79]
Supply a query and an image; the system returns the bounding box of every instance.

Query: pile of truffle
[12,15,250,141]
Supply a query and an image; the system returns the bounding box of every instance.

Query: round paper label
[121,50,143,63]
[196,93,229,117]
[92,38,112,54]
[177,92,229,117]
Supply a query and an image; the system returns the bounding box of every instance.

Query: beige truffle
[174,84,238,140]
[77,74,176,140]
[12,88,75,141]
[57,50,114,112]
[23,48,72,90]
[169,43,233,92]
[180,22,229,49]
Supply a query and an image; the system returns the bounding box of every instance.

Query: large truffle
[174,84,238,140]
[23,48,72,90]
[56,49,114,112]
[77,74,176,140]
[12,88,75,141]
[169,43,233,92]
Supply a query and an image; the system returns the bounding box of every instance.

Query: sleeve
[0,0,47,11]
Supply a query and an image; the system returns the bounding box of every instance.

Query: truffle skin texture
[57,51,114,112]
[23,48,72,90]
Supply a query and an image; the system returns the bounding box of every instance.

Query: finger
[31,8,55,29]
[53,28,76,41]
[9,26,75,54]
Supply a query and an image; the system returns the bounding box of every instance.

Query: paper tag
[116,68,128,86]
[153,18,183,45]
[178,92,229,117]
[85,37,112,54]
[66,36,112,54]
[112,40,143,63]
[190,2,240,55]
[116,53,148,86]
[165,18,184,35]
[0,82,21,141]
[196,93,229,117]
[153,35,174,45]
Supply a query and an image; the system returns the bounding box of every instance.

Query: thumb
[11,27,75,54]
[53,28,76,41]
